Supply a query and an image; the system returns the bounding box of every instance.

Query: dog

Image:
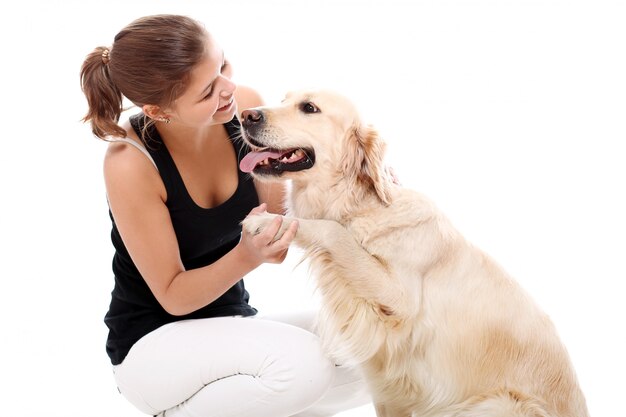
[239,90,589,417]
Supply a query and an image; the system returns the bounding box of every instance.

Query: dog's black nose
[242,109,264,125]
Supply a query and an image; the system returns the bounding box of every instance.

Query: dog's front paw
[241,212,280,236]
[242,212,301,243]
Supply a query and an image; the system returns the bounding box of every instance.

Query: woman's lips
[217,99,234,112]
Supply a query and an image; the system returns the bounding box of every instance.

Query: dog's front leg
[295,218,407,315]
[242,213,406,315]
[243,212,414,363]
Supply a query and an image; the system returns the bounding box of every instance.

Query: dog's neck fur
[287,171,385,223]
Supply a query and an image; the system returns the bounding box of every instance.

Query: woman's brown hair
[80,15,208,139]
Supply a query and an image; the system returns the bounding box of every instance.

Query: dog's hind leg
[442,390,554,417]
[374,402,412,417]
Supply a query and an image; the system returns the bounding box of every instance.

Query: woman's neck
[156,122,224,155]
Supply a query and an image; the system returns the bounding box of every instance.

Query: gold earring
[157,117,171,124]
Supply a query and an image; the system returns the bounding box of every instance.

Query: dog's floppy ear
[342,123,392,205]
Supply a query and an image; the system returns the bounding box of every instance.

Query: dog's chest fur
[289,186,456,404]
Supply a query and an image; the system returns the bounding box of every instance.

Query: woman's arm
[104,113,296,316]
[254,181,288,215]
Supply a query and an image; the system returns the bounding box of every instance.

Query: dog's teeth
[279,150,304,164]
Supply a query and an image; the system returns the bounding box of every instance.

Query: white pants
[112,312,371,417]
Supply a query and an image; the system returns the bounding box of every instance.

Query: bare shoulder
[104,120,143,171]
[103,118,164,199]
[235,85,264,112]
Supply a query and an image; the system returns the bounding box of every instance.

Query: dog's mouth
[240,147,315,175]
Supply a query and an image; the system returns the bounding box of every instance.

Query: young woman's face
[167,36,237,128]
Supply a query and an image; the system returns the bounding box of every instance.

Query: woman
[80,14,369,417]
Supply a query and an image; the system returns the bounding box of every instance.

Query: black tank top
[104,114,258,365]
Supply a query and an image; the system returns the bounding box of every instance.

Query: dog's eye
[300,102,320,114]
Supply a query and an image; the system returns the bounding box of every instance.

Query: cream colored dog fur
[240,90,588,417]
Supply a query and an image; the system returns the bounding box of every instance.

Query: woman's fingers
[256,215,283,245]
[273,220,299,250]
[242,211,299,264]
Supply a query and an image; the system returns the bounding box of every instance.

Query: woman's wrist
[232,240,262,272]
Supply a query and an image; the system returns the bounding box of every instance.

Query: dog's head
[239,90,391,204]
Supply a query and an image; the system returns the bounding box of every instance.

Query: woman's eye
[201,61,230,101]
[301,102,320,114]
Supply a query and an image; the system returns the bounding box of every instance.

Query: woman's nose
[219,77,237,97]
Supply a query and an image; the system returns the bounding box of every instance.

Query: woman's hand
[238,203,299,267]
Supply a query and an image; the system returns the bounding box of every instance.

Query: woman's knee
[262,329,336,409]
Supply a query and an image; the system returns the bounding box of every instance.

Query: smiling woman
[79,13,370,417]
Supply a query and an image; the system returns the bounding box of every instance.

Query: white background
[1,0,624,416]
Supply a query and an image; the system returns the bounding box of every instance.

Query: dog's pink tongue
[240,150,283,173]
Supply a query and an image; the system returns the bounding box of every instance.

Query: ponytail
[80,15,209,141]
[80,46,127,139]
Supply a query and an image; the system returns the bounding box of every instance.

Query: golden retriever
[239,90,589,417]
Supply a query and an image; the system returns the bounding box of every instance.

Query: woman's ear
[343,123,392,205]
[142,104,170,121]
